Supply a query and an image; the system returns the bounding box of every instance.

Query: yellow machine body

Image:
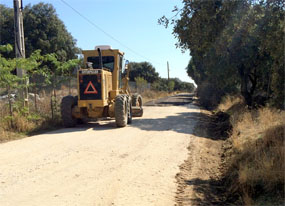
[73,47,126,119]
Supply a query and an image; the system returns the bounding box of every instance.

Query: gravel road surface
[0,94,199,206]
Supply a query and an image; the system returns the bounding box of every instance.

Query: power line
[169,8,183,20]
[60,0,159,64]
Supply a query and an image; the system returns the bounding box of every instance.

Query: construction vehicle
[61,45,143,127]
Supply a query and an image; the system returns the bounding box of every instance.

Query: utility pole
[167,61,170,81]
[13,0,28,107]
[167,61,170,93]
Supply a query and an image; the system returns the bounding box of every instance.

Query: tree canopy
[129,62,159,83]
[0,3,79,60]
[160,0,284,108]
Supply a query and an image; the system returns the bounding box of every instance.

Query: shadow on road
[47,93,198,135]
[47,93,231,141]
[45,120,117,135]
[131,111,200,135]
[47,110,227,141]
[131,111,228,141]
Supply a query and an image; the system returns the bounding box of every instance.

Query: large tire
[61,95,77,127]
[131,94,143,117]
[74,96,86,124]
[115,94,128,127]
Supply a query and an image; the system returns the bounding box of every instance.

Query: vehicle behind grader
[61,45,143,127]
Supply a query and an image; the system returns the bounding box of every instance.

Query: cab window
[87,56,114,71]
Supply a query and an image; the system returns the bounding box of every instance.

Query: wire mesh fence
[0,78,150,120]
[0,76,78,120]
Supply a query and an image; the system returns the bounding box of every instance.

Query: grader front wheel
[115,95,129,127]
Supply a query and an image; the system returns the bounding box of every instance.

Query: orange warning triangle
[84,81,98,94]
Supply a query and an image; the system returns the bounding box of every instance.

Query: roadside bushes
[151,77,195,93]
[196,81,224,109]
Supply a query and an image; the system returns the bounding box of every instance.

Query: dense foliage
[129,62,159,83]
[0,44,79,123]
[160,0,284,108]
[152,77,195,92]
[0,3,79,60]
[129,61,195,92]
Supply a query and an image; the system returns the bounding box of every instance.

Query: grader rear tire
[115,95,128,127]
[61,95,77,127]
[131,94,143,117]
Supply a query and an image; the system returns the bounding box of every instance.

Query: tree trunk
[7,86,13,128]
[239,64,252,107]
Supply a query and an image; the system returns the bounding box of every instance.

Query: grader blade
[132,106,143,117]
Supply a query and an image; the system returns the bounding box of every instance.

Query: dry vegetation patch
[220,96,285,205]
[0,91,64,142]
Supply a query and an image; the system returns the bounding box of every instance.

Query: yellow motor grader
[61,45,143,127]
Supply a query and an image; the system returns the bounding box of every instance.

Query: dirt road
[0,94,201,206]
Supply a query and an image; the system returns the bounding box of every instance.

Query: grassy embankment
[217,96,284,205]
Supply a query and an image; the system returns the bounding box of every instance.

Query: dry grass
[0,127,25,142]
[231,108,285,150]
[218,95,244,112]
[230,124,285,205]
[0,83,77,142]
[0,102,10,141]
[0,102,27,142]
[219,96,285,205]
[3,113,37,132]
[0,89,65,142]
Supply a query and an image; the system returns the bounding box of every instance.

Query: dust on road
[0,94,201,206]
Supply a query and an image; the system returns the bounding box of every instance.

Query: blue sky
[2,0,194,84]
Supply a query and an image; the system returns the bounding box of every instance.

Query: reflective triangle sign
[84,81,98,94]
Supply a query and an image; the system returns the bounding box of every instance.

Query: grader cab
[61,45,143,127]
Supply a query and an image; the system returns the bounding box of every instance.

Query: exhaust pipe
[97,48,103,69]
